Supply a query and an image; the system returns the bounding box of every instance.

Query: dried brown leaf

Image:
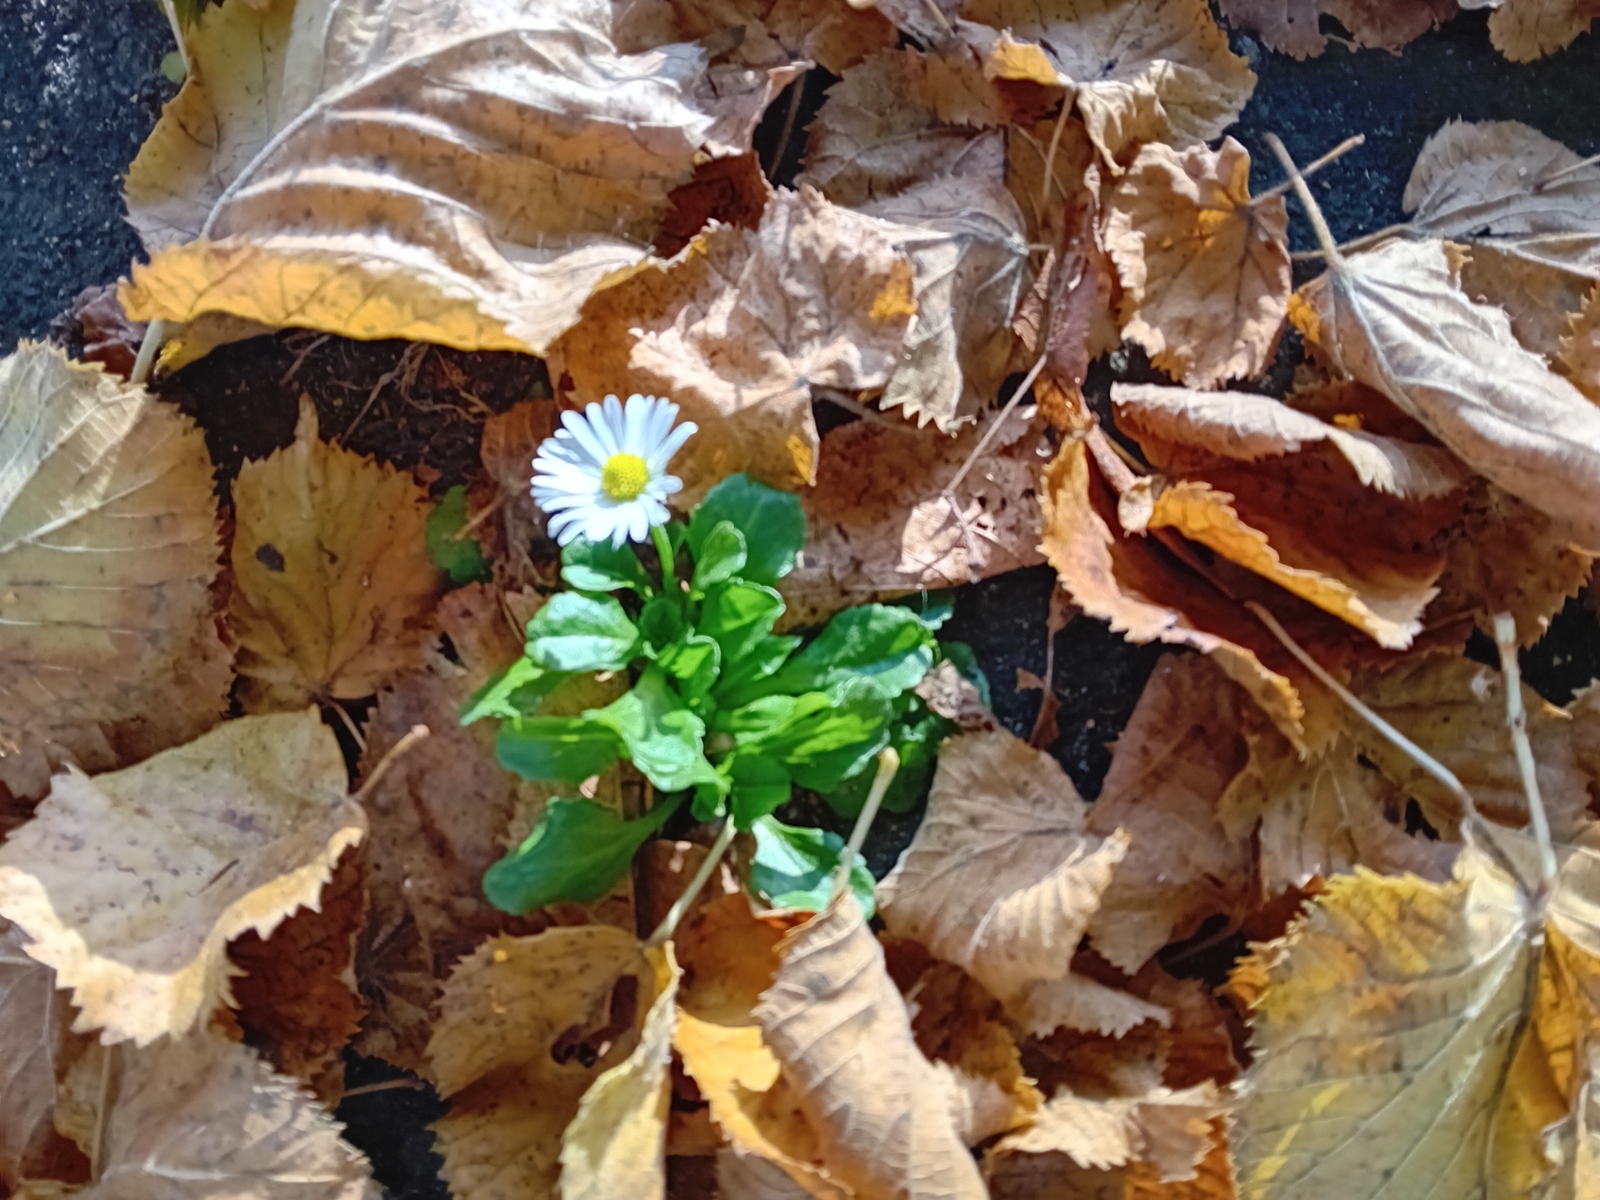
[1217,0,1455,57]
[989,1083,1223,1181]
[616,0,896,75]
[0,342,228,780]
[0,710,364,1046]
[1488,0,1600,60]
[1106,138,1289,388]
[123,0,789,355]
[229,399,444,710]
[1561,283,1600,401]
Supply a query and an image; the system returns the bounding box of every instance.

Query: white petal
[648,421,697,472]
[622,394,650,458]
[547,508,588,545]
[654,473,683,496]
[560,409,612,467]
[534,433,598,472]
[641,496,671,527]
[599,395,626,456]
[627,503,650,544]
[646,398,679,452]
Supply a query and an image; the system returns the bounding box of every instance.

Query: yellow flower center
[600,452,651,501]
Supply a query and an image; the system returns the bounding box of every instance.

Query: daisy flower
[531,394,697,547]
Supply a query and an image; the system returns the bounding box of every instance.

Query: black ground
[2,4,1598,1198]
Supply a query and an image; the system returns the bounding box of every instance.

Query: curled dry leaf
[549,187,917,500]
[615,0,896,75]
[559,945,680,1200]
[0,709,365,1046]
[0,920,86,1193]
[878,730,1157,1037]
[1230,847,1531,1200]
[1217,0,1455,58]
[122,0,789,355]
[779,405,1045,625]
[1487,0,1600,60]
[0,343,228,781]
[1292,235,1600,551]
[91,1031,376,1200]
[1105,138,1290,388]
[988,1082,1223,1182]
[1084,655,1253,975]
[961,0,1255,165]
[427,927,657,1200]
[756,892,1002,1199]
[230,399,444,711]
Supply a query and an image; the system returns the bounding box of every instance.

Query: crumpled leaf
[615,0,896,75]
[988,1083,1224,1181]
[428,926,658,1200]
[778,405,1045,625]
[1292,235,1600,551]
[122,0,789,355]
[0,709,365,1046]
[1085,655,1253,974]
[230,399,444,710]
[1230,846,1531,1200]
[559,945,680,1200]
[1403,120,1600,353]
[90,1030,376,1199]
[1561,283,1600,402]
[1217,0,1455,58]
[756,892,1005,1199]
[961,0,1255,166]
[0,342,229,778]
[1487,0,1600,61]
[0,920,85,1193]
[878,731,1157,1037]
[1105,138,1289,388]
[549,187,918,500]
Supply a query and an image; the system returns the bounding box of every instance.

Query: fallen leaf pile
[3,0,1600,1196]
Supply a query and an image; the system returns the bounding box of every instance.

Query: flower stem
[651,524,677,596]
[834,747,900,901]
[648,817,736,946]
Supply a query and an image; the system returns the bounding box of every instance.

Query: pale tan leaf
[0,342,229,773]
[550,187,917,501]
[1561,283,1600,402]
[1230,848,1531,1200]
[1105,138,1289,388]
[1488,0,1600,60]
[1457,243,1592,361]
[878,730,1139,1035]
[779,405,1045,625]
[560,945,680,1200]
[1350,654,1591,836]
[991,1084,1223,1180]
[1085,656,1253,974]
[0,710,364,1046]
[123,0,788,354]
[614,0,896,75]
[756,893,991,1199]
[90,1031,375,1199]
[961,0,1255,165]
[1217,0,1455,57]
[716,1149,818,1200]
[1111,383,1468,500]
[0,920,84,1193]
[428,927,656,1200]
[230,399,444,710]
[1293,236,1600,551]
[1404,120,1600,281]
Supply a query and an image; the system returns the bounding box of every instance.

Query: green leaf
[526,592,641,672]
[689,474,804,586]
[658,633,720,700]
[483,793,683,914]
[698,581,785,669]
[425,485,493,586]
[823,702,952,818]
[902,591,955,630]
[496,716,620,782]
[691,520,748,592]
[586,667,725,794]
[158,49,187,84]
[562,536,654,595]
[728,604,936,706]
[713,633,800,697]
[460,658,569,724]
[638,595,686,653]
[727,753,792,828]
[749,816,874,918]
[723,681,892,792]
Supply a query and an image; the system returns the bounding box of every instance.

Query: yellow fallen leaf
[1230,847,1531,1200]
[1216,0,1454,57]
[961,0,1255,166]
[560,945,680,1200]
[1105,138,1289,388]
[1488,0,1599,59]
[0,342,229,778]
[229,399,444,711]
[878,730,1157,1037]
[756,892,1000,1198]
[989,1083,1224,1180]
[550,188,918,500]
[427,926,656,1200]
[0,709,363,1046]
[122,0,789,355]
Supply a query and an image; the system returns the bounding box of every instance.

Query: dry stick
[648,817,737,947]
[834,747,901,901]
[1251,134,1366,206]
[342,1077,427,1099]
[327,700,369,755]
[1264,133,1344,268]
[353,724,430,803]
[920,0,955,36]
[89,1044,119,1181]
[129,319,167,387]
[765,68,810,180]
[1493,613,1558,895]
[1039,100,1075,209]
[1534,150,1600,191]
[451,492,506,542]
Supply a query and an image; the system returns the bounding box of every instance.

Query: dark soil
[3,4,1599,1199]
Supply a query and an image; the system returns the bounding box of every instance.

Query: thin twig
[813,388,911,431]
[1494,613,1557,897]
[353,724,430,802]
[920,0,955,36]
[765,68,810,180]
[649,818,736,946]
[130,319,166,387]
[946,355,1045,497]
[1039,100,1074,210]
[1535,151,1600,191]
[1252,134,1365,206]
[328,700,368,756]
[342,1077,427,1099]
[89,1044,119,1181]
[451,492,505,541]
[835,748,901,900]
[1264,133,1343,267]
